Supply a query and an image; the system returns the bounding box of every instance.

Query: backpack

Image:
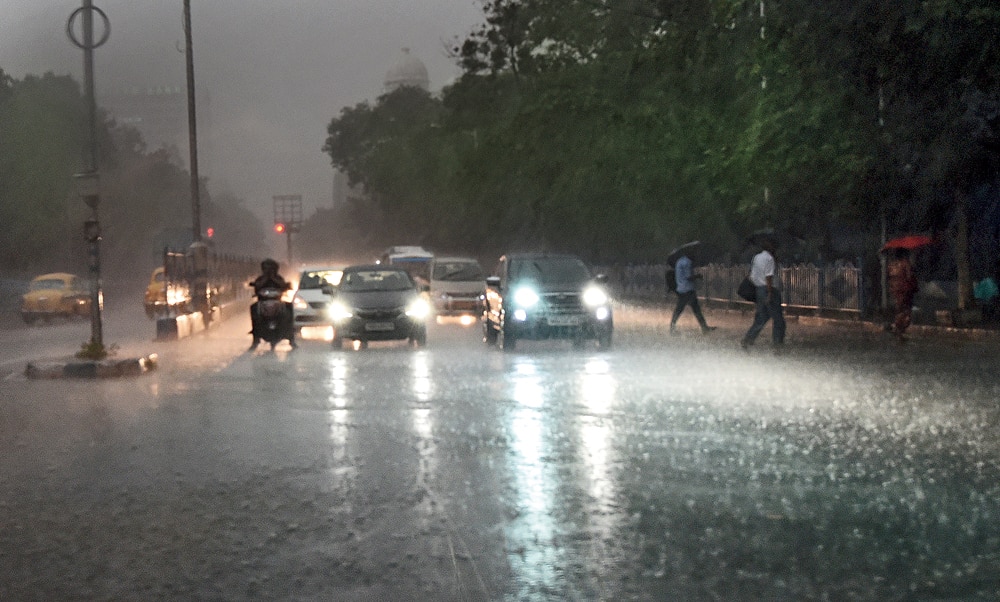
[665,268,678,293]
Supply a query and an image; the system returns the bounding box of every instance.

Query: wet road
[2,305,1000,600]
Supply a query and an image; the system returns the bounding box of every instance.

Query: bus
[378,246,434,287]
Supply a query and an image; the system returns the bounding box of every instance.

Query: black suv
[483,253,613,351]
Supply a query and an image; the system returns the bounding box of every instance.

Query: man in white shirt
[740,239,786,350]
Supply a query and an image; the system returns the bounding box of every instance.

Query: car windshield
[339,269,413,292]
[298,269,343,289]
[30,279,66,291]
[432,261,484,282]
[510,257,590,284]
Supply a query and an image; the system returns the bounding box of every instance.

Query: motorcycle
[249,284,295,350]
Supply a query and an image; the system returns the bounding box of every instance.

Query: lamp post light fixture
[74,171,104,349]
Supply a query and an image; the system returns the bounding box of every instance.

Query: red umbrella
[881,235,934,252]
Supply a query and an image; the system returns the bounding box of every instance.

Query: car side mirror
[595,274,608,284]
[486,276,501,288]
[321,284,335,295]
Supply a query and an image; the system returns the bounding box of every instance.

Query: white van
[427,256,485,318]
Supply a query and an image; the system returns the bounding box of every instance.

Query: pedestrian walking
[740,238,786,351]
[670,254,716,334]
[973,259,1000,322]
[887,248,919,342]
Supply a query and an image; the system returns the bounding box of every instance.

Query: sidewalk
[618,298,1000,343]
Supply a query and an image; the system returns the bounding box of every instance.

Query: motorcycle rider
[248,258,296,350]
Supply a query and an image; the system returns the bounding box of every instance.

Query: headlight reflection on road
[325,355,354,494]
[581,358,614,415]
[507,356,562,595]
[579,357,619,542]
[409,353,437,528]
[512,357,544,409]
[410,353,433,403]
[327,356,349,409]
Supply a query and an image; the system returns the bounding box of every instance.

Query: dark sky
[1,0,484,229]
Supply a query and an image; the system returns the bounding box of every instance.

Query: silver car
[291,266,344,335]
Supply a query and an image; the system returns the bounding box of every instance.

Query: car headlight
[328,301,353,320]
[583,286,608,307]
[406,297,430,319]
[513,287,539,308]
[292,295,309,310]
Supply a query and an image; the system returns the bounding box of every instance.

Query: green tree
[0,73,89,270]
[318,0,1000,272]
[0,69,263,290]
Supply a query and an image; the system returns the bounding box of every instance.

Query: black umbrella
[667,241,701,266]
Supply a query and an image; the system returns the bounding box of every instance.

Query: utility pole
[67,0,110,353]
[183,0,211,320]
[184,0,201,243]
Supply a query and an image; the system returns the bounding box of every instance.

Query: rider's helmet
[261,258,279,272]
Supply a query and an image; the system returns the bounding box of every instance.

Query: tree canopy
[322,0,1000,268]
[0,69,264,288]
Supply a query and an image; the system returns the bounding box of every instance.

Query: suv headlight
[583,286,609,307]
[406,298,430,319]
[328,301,353,320]
[513,287,539,308]
[292,295,309,310]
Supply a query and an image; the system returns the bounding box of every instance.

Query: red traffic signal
[205,227,215,238]
[274,223,286,234]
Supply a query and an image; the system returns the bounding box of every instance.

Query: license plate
[547,315,582,327]
[364,321,395,331]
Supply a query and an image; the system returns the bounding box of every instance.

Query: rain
[4,1,1000,599]
[2,302,1000,599]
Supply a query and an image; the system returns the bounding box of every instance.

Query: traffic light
[274,222,285,234]
[205,227,215,238]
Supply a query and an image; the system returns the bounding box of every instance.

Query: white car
[427,256,485,319]
[291,266,344,334]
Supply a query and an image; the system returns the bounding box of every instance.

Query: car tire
[483,316,498,345]
[410,326,427,347]
[22,313,36,325]
[331,335,343,350]
[498,322,516,351]
[597,330,613,350]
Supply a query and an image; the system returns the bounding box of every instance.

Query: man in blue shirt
[670,254,716,334]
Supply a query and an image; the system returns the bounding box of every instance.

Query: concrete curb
[25,354,158,380]
[154,300,245,341]
[20,300,245,380]
[155,307,218,341]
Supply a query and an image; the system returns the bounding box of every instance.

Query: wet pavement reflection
[2,309,1000,599]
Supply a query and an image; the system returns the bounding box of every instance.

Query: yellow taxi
[144,266,167,318]
[144,266,191,318]
[21,272,91,323]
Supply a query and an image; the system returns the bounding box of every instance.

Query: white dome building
[383,48,430,93]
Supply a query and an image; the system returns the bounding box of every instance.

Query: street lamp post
[67,0,109,351]
[75,172,103,347]
[182,0,211,321]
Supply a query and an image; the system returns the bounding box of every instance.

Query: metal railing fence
[599,262,863,314]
